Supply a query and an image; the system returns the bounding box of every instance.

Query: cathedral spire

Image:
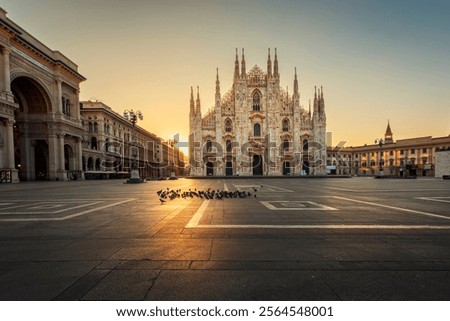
[267,48,272,77]
[313,86,319,115]
[385,120,393,143]
[319,86,325,115]
[215,68,221,106]
[293,67,299,95]
[195,86,201,115]
[241,48,246,78]
[215,68,220,95]
[190,86,195,115]
[234,48,240,80]
[274,48,279,77]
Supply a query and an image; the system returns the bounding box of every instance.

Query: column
[48,134,58,180]
[5,119,14,168]
[5,119,19,182]
[56,78,63,114]
[0,47,11,93]
[58,133,65,176]
[75,137,82,171]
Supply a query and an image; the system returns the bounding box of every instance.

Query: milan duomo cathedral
[189,49,327,176]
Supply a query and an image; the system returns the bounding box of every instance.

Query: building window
[253,123,261,136]
[62,97,71,116]
[225,118,232,132]
[282,119,289,132]
[252,91,261,111]
[91,137,98,150]
[422,148,427,153]
[283,139,289,151]
[400,150,404,155]
[370,160,375,166]
[390,150,394,156]
[303,139,308,151]
[226,140,232,153]
[206,140,212,152]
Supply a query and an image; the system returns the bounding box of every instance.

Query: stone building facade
[326,121,450,177]
[0,8,184,182]
[0,8,85,182]
[81,101,185,180]
[435,150,450,178]
[189,49,327,176]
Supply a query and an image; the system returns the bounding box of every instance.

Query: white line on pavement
[333,196,450,220]
[186,200,210,228]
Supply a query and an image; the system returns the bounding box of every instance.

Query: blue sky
[1,0,449,146]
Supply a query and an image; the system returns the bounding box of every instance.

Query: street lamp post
[374,138,384,176]
[123,109,144,183]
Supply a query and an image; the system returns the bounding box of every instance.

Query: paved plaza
[0,177,449,300]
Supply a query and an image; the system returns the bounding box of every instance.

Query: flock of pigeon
[157,186,262,203]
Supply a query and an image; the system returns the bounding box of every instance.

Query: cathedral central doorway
[206,162,214,176]
[302,160,310,175]
[283,161,291,175]
[225,161,233,176]
[252,155,263,176]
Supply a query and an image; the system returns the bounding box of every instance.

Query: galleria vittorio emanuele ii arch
[0,8,85,182]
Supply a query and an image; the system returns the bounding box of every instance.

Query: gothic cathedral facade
[189,49,327,176]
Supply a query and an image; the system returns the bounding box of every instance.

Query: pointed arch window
[225,118,232,132]
[252,91,261,111]
[303,139,309,151]
[226,140,232,153]
[206,140,212,152]
[283,139,289,151]
[282,118,289,132]
[253,123,261,136]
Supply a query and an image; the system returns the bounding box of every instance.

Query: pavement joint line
[223,183,229,191]
[0,198,137,222]
[332,196,450,220]
[145,202,193,237]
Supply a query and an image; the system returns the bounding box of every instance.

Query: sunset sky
[2,0,449,149]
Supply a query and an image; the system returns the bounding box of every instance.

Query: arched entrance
[206,161,214,176]
[225,161,233,176]
[252,154,263,176]
[282,161,291,175]
[302,160,310,175]
[35,140,49,180]
[11,76,52,181]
